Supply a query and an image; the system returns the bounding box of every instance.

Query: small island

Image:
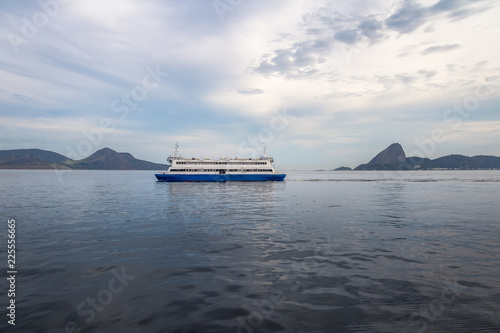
[333,166,353,171]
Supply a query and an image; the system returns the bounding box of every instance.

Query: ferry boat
[155,143,286,182]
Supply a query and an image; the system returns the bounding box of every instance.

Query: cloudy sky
[1,0,499,169]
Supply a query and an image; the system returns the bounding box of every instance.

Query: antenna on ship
[174,141,179,157]
[262,143,274,162]
[167,141,179,165]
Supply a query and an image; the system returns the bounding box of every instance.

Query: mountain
[427,154,478,170]
[119,152,169,170]
[353,143,500,170]
[354,143,406,170]
[0,149,72,169]
[68,148,134,170]
[0,147,169,170]
[469,155,500,169]
[406,154,500,170]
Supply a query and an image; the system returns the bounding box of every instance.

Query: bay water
[1,170,499,332]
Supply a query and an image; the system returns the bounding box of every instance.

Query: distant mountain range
[335,143,500,171]
[0,147,169,170]
[2,144,499,171]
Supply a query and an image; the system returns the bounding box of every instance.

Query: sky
[1,0,499,169]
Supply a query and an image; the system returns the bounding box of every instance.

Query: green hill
[0,147,169,170]
[0,149,72,169]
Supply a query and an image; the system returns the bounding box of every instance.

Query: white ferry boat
[155,143,286,182]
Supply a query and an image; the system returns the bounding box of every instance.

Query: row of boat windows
[175,161,269,165]
[170,169,274,172]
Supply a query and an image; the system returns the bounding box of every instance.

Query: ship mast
[173,141,179,157]
[261,143,274,163]
[167,141,179,164]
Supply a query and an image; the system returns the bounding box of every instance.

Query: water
[1,170,500,333]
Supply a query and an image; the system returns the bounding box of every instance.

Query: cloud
[421,44,461,55]
[316,91,364,100]
[418,70,437,79]
[485,75,500,82]
[475,60,489,68]
[334,29,358,44]
[446,64,457,72]
[254,39,334,79]
[237,88,264,95]
[358,18,385,42]
[12,93,36,104]
[0,115,119,134]
[305,28,322,36]
[395,73,417,85]
[253,16,384,78]
[423,25,435,33]
[429,0,468,12]
[385,0,427,34]
[253,0,494,80]
[386,0,494,34]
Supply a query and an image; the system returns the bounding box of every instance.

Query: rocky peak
[354,143,407,170]
[368,143,406,165]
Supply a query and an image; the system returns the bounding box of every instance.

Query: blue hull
[155,173,286,182]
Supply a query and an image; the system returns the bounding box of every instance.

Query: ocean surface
[1,169,500,333]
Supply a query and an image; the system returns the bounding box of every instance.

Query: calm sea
[1,170,499,333]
